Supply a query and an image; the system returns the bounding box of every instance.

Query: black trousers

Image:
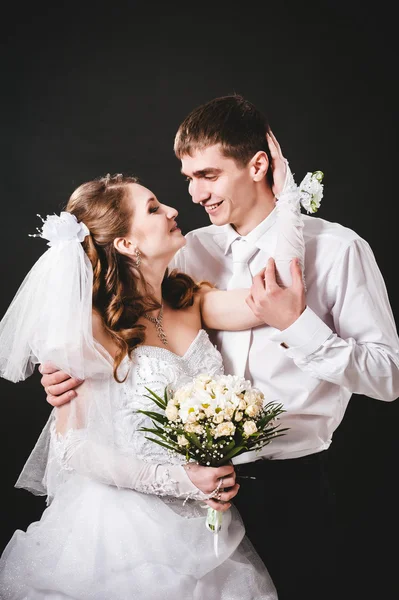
[233,452,340,600]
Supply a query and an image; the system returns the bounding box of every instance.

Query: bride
[0,141,305,599]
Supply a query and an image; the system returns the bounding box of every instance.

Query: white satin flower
[38,212,90,247]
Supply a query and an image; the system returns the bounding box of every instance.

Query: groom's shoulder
[303,214,363,248]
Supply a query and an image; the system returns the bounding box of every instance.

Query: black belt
[235,450,328,480]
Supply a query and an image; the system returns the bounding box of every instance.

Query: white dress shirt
[170,209,399,463]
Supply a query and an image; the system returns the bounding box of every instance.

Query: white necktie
[220,238,258,377]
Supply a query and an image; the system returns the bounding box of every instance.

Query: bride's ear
[249,151,269,182]
[114,237,135,257]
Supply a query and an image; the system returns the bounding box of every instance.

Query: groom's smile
[202,199,224,214]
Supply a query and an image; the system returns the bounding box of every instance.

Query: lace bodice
[42,329,224,503]
[115,329,224,465]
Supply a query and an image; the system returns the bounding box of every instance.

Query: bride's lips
[204,200,224,214]
[170,223,180,232]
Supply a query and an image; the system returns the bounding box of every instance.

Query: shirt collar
[218,207,278,255]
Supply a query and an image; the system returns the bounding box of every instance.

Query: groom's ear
[249,151,269,182]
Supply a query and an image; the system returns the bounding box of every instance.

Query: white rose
[168,396,179,406]
[213,411,225,424]
[214,421,236,439]
[243,420,257,436]
[255,393,265,407]
[174,385,192,405]
[165,404,179,421]
[177,435,189,446]
[224,406,234,420]
[238,399,247,411]
[234,411,243,422]
[245,388,264,405]
[245,404,260,418]
[184,422,204,434]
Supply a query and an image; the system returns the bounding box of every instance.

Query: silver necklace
[142,304,168,346]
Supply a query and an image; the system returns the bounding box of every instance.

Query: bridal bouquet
[138,373,287,535]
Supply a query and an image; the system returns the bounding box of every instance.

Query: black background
[1,1,398,597]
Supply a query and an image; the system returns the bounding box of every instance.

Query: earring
[134,248,141,268]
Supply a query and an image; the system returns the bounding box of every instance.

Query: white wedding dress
[0,330,277,599]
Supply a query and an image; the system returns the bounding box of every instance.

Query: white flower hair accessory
[299,170,324,214]
[29,212,90,246]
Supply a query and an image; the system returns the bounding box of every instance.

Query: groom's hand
[246,257,306,331]
[39,362,83,406]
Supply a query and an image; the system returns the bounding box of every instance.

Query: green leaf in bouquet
[184,432,204,450]
[247,426,289,451]
[257,402,285,429]
[205,425,214,448]
[139,427,174,443]
[143,436,185,455]
[221,444,248,462]
[136,409,168,426]
[139,425,165,435]
[143,386,168,410]
[218,438,235,455]
[164,386,170,405]
[263,402,285,417]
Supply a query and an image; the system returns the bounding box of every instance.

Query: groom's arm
[248,240,399,401]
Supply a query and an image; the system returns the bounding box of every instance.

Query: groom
[40,95,399,600]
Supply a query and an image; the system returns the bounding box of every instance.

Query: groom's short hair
[174,94,273,184]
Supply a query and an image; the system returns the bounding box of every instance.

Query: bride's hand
[183,463,239,512]
[267,130,288,197]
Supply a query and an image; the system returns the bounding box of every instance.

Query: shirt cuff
[270,306,333,359]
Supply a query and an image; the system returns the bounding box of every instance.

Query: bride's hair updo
[66,173,198,381]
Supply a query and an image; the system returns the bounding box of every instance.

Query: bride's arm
[54,385,235,510]
[198,283,264,331]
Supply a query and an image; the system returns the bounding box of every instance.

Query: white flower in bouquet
[177,435,190,446]
[243,420,258,436]
[214,421,236,438]
[184,422,204,434]
[299,170,324,214]
[165,403,179,422]
[245,403,261,418]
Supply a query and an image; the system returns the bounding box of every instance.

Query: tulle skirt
[0,474,277,599]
